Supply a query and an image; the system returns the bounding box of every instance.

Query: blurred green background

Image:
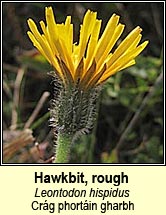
[2,2,164,164]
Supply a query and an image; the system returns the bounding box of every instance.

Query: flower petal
[97,23,125,71]
[99,40,149,83]
[84,19,101,72]
[80,59,96,88]
[95,14,120,64]
[107,26,142,68]
[76,10,97,65]
[86,64,107,89]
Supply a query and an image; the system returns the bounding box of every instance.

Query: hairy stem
[54,132,73,163]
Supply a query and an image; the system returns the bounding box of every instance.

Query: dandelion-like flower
[27,7,148,163]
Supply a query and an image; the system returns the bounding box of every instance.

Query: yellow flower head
[27,7,148,90]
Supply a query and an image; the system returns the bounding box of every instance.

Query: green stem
[54,132,73,163]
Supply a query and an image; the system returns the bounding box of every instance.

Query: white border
[1,1,165,166]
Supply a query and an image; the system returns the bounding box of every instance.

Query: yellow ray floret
[27,7,148,89]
